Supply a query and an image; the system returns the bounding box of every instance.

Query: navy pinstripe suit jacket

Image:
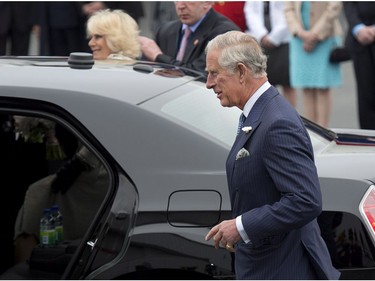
[226,86,340,279]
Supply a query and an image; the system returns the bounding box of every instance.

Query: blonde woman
[87,9,141,60]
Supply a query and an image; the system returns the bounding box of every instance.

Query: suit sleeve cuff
[155,54,174,64]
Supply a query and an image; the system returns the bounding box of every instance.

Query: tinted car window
[0,107,137,280]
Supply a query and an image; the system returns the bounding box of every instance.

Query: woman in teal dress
[285,1,343,127]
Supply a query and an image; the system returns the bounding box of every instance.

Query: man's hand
[356,26,375,46]
[205,219,240,252]
[139,36,163,61]
[260,35,276,49]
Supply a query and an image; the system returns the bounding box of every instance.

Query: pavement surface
[295,61,359,130]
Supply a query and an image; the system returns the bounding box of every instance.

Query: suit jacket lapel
[227,120,261,188]
[227,87,279,188]
[184,9,215,60]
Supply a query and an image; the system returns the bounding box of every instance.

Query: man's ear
[237,63,247,83]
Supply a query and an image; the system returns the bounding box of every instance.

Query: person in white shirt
[244,1,297,107]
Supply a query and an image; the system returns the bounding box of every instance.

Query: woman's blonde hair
[87,9,141,59]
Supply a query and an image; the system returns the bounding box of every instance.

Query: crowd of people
[1,1,373,129]
[0,2,144,56]
[156,1,371,130]
[1,1,375,279]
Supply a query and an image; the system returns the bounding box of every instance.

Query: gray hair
[205,31,267,78]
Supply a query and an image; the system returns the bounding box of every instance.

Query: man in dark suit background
[33,2,144,56]
[204,31,340,280]
[139,1,239,73]
[80,1,144,23]
[0,2,35,55]
[343,2,375,130]
[33,2,86,56]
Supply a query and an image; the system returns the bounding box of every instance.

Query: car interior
[0,112,110,279]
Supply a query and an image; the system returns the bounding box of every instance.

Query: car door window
[0,108,136,280]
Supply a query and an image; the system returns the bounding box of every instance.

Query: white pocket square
[236,148,249,160]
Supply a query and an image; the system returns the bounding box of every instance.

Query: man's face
[174,1,211,25]
[206,49,242,108]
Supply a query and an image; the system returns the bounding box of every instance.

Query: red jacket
[213,1,246,31]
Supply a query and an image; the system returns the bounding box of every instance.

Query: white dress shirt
[244,1,291,46]
[236,81,271,244]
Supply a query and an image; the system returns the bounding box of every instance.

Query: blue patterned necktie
[237,113,246,135]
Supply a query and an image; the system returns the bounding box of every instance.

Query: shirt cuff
[353,24,365,37]
[236,215,251,244]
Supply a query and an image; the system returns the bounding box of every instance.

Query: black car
[1,55,375,279]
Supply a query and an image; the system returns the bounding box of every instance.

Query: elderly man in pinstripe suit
[204,31,340,280]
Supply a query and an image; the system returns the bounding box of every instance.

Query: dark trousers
[351,44,375,129]
[48,27,85,56]
[0,29,30,55]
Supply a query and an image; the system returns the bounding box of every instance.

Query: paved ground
[295,61,359,130]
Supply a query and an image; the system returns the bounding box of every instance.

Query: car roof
[0,55,232,180]
[2,55,375,185]
[0,55,206,105]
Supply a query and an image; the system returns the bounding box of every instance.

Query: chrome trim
[87,238,97,249]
